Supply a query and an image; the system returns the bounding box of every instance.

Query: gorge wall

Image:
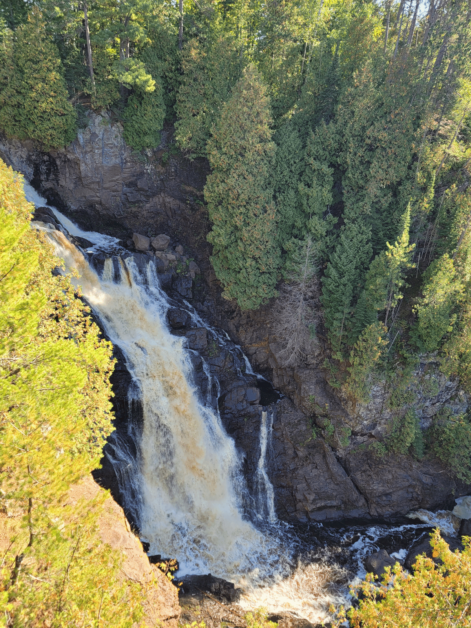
[2,111,470,523]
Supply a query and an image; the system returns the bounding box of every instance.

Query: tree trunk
[384,0,392,52]
[83,0,95,89]
[407,0,420,48]
[393,0,407,59]
[179,0,184,50]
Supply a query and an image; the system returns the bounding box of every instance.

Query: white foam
[23,180,119,250]
[407,509,459,537]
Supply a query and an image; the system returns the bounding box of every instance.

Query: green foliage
[332,530,471,628]
[352,205,415,340]
[244,608,278,628]
[272,122,304,250]
[441,299,471,396]
[429,409,471,483]
[368,441,388,458]
[414,254,463,352]
[113,57,155,93]
[0,160,147,625]
[338,425,352,448]
[321,220,372,356]
[205,64,280,310]
[0,9,77,149]
[345,322,388,403]
[299,123,337,260]
[296,39,340,132]
[175,35,242,158]
[123,48,166,151]
[388,410,423,458]
[336,60,416,253]
[88,46,120,111]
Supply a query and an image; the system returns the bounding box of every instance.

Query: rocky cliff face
[67,476,181,628]
[2,112,470,524]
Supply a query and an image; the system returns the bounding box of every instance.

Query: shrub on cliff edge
[0,159,146,625]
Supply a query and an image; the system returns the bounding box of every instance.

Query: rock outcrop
[364,550,397,580]
[68,476,181,627]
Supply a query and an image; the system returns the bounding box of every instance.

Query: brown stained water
[48,231,272,577]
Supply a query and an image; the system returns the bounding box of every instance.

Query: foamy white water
[407,509,460,536]
[255,410,276,523]
[23,181,119,250]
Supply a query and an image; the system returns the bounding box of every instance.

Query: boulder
[453,496,471,519]
[175,244,184,255]
[155,251,169,269]
[246,386,261,405]
[364,550,396,580]
[154,257,166,273]
[460,519,471,537]
[168,308,190,330]
[174,275,193,299]
[74,236,95,250]
[405,534,463,571]
[133,233,150,251]
[180,574,241,604]
[152,234,171,251]
[186,328,207,351]
[159,270,175,290]
[189,261,201,275]
[34,206,58,223]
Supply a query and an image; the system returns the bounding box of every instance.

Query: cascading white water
[255,410,277,523]
[46,232,279,577]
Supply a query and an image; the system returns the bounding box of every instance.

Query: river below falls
[24,180,448,626]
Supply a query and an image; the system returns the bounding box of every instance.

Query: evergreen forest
[2,0,471,625]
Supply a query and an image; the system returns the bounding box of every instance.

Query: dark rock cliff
[2,112,469,522]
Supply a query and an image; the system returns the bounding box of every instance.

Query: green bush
[388,409,423,458]
[429,409,471,482]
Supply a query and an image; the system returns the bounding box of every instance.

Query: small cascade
[255,409,277,524]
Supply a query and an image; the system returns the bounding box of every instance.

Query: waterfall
[255,409,276,524]
[25,184,281,580]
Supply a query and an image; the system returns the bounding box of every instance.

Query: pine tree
[295,39,340,134]
[414,254,463,352]
[175,35,242,158]
[299,122,337,260]
[123,48,166,151]
[345,321,388,403]
[321,220,372,356]
[352,205,415,339]
[336,61,416,253]
[205,64,280,310]
[273,122,304,249]
[254,0,320,121]
[0,8,76,149]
